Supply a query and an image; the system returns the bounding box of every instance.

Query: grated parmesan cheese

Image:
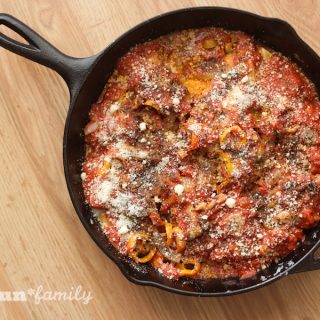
[225,198,236,208]
[109,102,120,114]
[80,172,87,181]
[96,180,113,204]
[174,184,184,196]
[139,122,147,131]
[241,75,249,83]
[172,97,180,105]
[116,214,133,234]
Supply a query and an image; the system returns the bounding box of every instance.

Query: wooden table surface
[1,0,320,319]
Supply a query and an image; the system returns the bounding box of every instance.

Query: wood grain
[0,1,320,319]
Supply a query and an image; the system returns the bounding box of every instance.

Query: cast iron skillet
[1,7,320,296]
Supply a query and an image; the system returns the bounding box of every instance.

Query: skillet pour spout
[1,7,320,296]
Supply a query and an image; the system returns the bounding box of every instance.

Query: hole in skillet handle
[0,24,30,45]
[0,13,99,96]
[0,14,40,51]
[0,13,70,73]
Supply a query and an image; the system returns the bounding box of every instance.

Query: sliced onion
[152,232,182,263]
[84,121,99,135]
[91,208,105,217]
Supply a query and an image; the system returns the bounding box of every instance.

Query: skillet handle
[0,13,97,96]
[289,245,320,274]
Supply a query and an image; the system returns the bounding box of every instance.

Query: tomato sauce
[82,28,320,280]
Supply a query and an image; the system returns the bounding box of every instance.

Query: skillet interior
[64,7,320,296]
